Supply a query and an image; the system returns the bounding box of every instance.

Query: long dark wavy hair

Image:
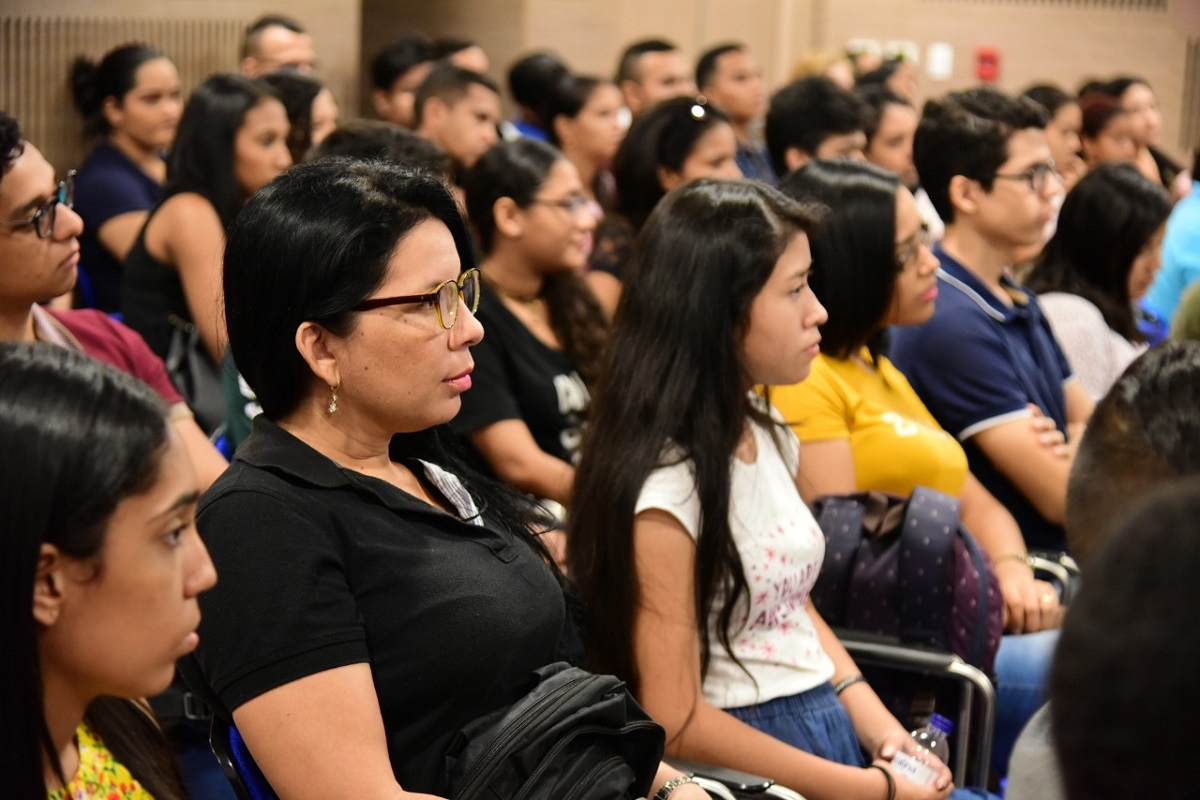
[0,343,186,800]
[463,138,609,387]
[1028,163,1171,342]
[166,73,279,231]
[570,179,822,699]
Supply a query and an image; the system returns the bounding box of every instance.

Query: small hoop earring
[328,383,339,414]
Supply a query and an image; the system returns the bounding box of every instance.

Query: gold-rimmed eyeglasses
[354,268,481,330]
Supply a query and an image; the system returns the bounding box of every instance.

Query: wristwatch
[655,773,698,799]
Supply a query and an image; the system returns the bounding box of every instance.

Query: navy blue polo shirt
[890,246,1073,552]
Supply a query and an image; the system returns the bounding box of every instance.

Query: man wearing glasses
[890,88,1094,559]
[0,112,226,490]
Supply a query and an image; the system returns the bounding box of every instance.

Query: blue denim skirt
[727,683,866,767]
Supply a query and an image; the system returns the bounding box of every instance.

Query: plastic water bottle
[911,713,954,764]
[888,714,954,786]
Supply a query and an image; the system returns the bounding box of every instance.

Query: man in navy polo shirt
[891,88,1094,553]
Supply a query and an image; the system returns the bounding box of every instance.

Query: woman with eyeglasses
[454,139,606,518]
[771,160,1065,777]
[2,342,216,800]
[190,158,703,800]
[70,43,183,312]
[1027,163,1172,400]
[587,97,742,316]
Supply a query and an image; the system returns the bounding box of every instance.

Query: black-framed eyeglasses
[528,194,592,216]
[988,160,1060,193]
[894,222,934,272]
[0,170,76,239]
[354,268,481,330]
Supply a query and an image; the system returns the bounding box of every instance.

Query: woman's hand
[875,731,953,792]
[873,760,954,800]
[996,557,1064,634]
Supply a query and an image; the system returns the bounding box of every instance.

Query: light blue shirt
[1145,182,1200,324]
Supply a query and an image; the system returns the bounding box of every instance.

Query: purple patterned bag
[810,486,1003,674]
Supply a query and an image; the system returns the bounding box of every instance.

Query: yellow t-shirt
[47,721,155,800]
[773,350,969,497]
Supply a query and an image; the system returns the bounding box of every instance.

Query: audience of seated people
[70,44,182,312]
[9,18,1200,799]
[891,87,1094,555]
[1027,163,1172,400]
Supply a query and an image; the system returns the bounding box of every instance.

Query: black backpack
[444,662,665,800]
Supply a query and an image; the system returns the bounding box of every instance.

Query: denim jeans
[993,630,1060,777]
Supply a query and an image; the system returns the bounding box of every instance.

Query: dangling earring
[328,383,339,414]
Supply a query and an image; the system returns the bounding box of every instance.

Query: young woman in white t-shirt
[570,179,957,800]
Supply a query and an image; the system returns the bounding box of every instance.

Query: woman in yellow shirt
[772,160,1067,777]
[1,344,216,799]
[773,159,1063,633]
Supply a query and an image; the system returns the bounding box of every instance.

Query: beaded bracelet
[834,673,867,695]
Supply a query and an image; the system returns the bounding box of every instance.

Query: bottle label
[889,752,938,786]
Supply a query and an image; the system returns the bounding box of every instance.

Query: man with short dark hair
[370,35,436,129]
[890,87,1093,554]
[615,38,696,116]
[697,42,773,183]
[240,14,316,76]
[765,75,867,176]
[506,51,570,142]
[413,63,502,174]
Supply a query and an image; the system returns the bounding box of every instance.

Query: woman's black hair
[778,159,900,362]
[260,69,324,164]
[70,43,167,142]
[224,158,555,555]
[463,139,609,387]
[165,72,279,231]
[546,74,605,147]
[1028,162,1171,342]
[1022,83,1074,118]
[611,97,732,230]
[0,342,184,800]
[570,179,822,701]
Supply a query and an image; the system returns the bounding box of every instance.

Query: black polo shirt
[193,418,565,793]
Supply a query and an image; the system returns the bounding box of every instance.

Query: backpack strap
[898,487,960,647]
[811,493,869,627]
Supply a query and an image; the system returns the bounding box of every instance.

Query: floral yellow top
[47,721,154,800]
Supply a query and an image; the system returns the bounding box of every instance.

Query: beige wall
[362,0,1195,161]
[2,0,360,171]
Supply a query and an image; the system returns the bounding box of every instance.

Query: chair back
[209,715,279,800]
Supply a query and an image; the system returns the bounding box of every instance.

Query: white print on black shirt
[554,371,589,463]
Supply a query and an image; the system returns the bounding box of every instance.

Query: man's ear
[293,321,342,392]
[948,174,980,218]
[32,544,66,628]
[370,88,391,120]
[419,96,448,134]
[784,146,812,173]
[619,80,642,116]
